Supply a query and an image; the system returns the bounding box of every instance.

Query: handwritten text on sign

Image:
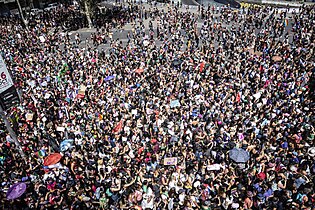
[164,157,178,166]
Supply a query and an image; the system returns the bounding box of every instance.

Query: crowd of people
[0,1,314,210]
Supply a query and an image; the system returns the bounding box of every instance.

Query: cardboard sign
[164,157,178,166]
[78,85,86,95]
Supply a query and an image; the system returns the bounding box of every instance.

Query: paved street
[67,2,201,51]
[65,0,298,53]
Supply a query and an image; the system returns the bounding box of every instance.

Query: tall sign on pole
[0,55,14,91]
[0,55,25,160]
[0,55,20,110]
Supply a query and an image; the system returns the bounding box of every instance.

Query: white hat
[308,147,315,157]
[82,196,90,201]
[290,165,297,172]
[193,181,200,188]
[232,203,239,209]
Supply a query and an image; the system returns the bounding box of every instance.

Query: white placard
[207,164,221,171]
[163,157,178,166]
[56,127,65,132]
[39,35,45,43]
[0,55,14,93]
[44,93,51,99]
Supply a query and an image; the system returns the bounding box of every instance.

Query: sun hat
[193,181,201,188]
[290,165,297,172]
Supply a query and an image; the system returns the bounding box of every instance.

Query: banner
[0,55,14,93]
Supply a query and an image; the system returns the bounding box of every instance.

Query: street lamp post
[16,0,28,28]
[0,105,26,161]
[0,55,26,162]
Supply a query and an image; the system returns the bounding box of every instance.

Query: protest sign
[76,85,86,99]
[26,113,34,121]
[131,109,138,115]
[163,157,178,165]
[56,127,65,132]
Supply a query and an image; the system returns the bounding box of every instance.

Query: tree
[80,0,98,28]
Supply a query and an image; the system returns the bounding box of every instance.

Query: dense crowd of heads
[0,2,314,210]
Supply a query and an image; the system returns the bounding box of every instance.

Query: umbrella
[229,148,250,163]
[6,183,27,200]
[44,153,62,166]
[248,48,262,56]
[272,55,282,62]
[60,139,74,152]
[135,68,144,74]
[172,59,182,67]
[105,75,115,81]
[170,99,180,108]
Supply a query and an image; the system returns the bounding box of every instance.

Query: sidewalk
[241,0,314,7]
[262,0,305,7]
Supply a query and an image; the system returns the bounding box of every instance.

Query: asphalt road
[65,1,296,53]
[181,0,200,6]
